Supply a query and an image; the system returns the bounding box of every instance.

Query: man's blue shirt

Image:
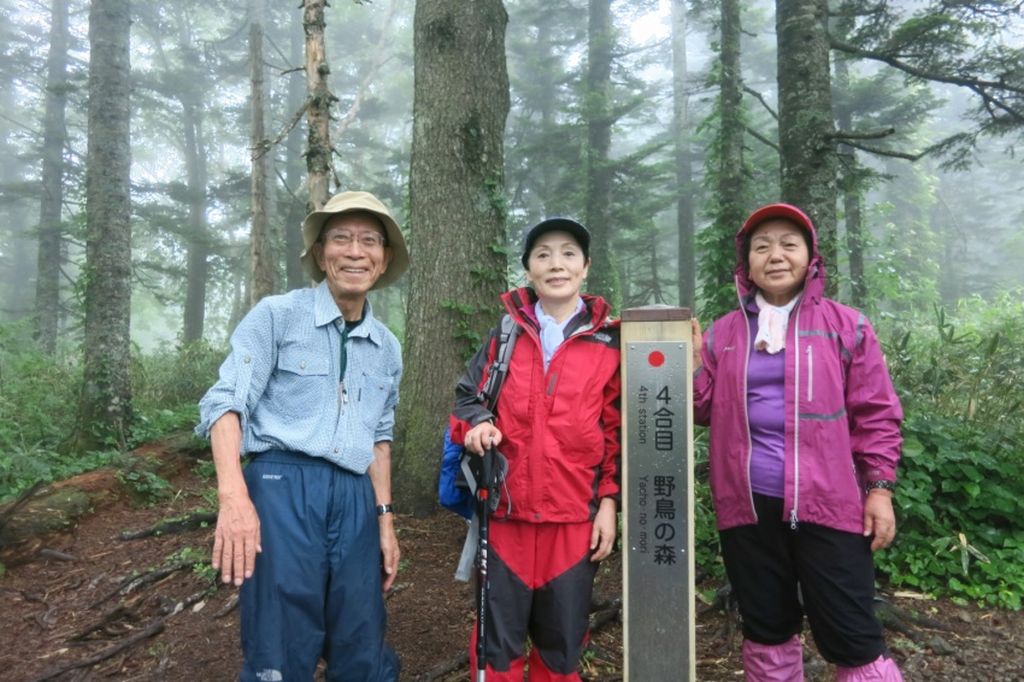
[196,280,402,474]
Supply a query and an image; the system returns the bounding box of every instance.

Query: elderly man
[196,191,408,681]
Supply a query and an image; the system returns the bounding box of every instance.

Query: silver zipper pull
[789,508,799,530]
[339,380,349,405]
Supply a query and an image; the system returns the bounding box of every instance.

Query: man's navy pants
[239,450,399,681]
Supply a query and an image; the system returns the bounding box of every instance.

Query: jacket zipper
[736,277,757,523]
[790,304,803,530]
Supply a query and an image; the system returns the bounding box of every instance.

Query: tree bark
[776,0,837,295]
[80,0,132,448]
[284,10,307,290]
[671,0,696,309]
[249,1,275,305]
[180,44,210,343]
[303,0,334,213]
[34,0,70,353]
[583,0,619,309]
[700,0,748,320]
[396,0,510,516]
[833,18,866,307]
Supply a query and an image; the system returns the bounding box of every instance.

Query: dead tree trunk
[303,0,334,212]
[249,1,275,305]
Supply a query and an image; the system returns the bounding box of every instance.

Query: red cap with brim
[740,203,815,236]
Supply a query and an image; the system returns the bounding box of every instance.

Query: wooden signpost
[620,305,695,681]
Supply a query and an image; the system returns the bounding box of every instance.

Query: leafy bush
[0,326,222,502]
[876,293,1024,609]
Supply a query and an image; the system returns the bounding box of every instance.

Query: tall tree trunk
[250,2,275,305]
[701,0,748,320]
[833,11,865,307]
[776,0,837,295]
[80,0,132,448]
[584,0,619,309]
[284,10,307,290]
[303,0,333,213]
[671,0,696,309]
[181,95,209,343]
[396,0,510,516]
[34,0,70,353]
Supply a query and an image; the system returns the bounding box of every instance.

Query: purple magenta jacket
[693,207,903,533]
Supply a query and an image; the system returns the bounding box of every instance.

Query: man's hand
[590,497,618,562]
[863,489,896,552]
[463,421,502,455]
[212,489,262,586]
[379,515,400,592]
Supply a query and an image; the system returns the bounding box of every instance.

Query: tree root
[89,560,192,608]
[875,598,960,661]
[31,618,165,682]
[120,511,217,540]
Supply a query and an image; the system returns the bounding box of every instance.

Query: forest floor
[1,438,1023,681]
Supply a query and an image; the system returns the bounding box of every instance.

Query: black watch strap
[376,503,394,516]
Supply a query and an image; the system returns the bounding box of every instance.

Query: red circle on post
[648,351,665,367]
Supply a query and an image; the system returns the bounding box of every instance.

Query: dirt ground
[1,442,1023,681]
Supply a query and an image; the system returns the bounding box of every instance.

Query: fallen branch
[69,605,140,643]
[120,511,217,540]
[39,548,76,562]
[32,618,165,681]
[214,592,239,619]
[385,582,411,602]
[589,597,622,633]
[90,561,192,609]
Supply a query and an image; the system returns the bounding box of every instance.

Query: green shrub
[0,325,222,502]
[876,293,1024,609]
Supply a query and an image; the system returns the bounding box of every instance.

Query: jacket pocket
[806,344,814,402]
[356,369,394,430]
[270,349,330,416]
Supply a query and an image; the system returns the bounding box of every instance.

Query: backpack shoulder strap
[478,313,521,410]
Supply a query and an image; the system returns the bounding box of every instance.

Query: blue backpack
[438,314,520,518]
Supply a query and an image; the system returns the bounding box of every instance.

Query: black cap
[520,218,591,268]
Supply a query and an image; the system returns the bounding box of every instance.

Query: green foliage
[168,545,217,583]
[692,429,725,582]
[117,466,173,506]
[876,294,1024,609]
[0,325,219,502]
[132,339,223,413]
[439,299,503,361]
[193,458,216,481]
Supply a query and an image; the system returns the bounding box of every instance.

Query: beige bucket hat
[300,190,410,289]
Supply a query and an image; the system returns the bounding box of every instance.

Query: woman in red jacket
[693,204,904,681]
[450,218,620,681]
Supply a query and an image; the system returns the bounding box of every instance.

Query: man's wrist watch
[376,503,394,516]
[865,480,896,494]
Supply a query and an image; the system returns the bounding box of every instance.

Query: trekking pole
[475,445,495,682]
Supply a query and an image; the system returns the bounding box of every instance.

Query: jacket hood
[734,203,826,304]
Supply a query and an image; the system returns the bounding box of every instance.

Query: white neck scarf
[535,298,584,370]
[754,291,800,354]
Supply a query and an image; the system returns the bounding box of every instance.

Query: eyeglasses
[324,231,386,249]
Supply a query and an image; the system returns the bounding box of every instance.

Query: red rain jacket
[450,287,621,523]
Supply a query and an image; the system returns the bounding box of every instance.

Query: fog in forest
[0,0,1021,351]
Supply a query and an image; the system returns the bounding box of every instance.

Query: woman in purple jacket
[693,204,904,681]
